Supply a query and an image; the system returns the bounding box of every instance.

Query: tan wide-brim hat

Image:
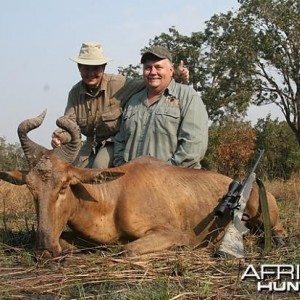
[70,42,112,65]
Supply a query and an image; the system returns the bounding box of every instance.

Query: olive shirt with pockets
[54,73,145,166]
[113,79,209,168]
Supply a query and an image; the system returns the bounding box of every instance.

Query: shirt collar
[143,79,176,98]
[164,78,176,96]
[79,73,109,97]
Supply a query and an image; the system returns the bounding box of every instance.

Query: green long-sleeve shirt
[113,79,209,168]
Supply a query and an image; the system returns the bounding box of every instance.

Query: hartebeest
[0,111,287,258]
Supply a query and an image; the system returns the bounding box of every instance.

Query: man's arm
[113,115,127,166]
[170,93,209,167]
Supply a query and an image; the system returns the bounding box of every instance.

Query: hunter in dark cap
[114,45,208,168]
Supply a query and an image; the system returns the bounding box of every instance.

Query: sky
[1,0,283,147]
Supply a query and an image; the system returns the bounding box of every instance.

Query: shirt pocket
[154,106,180,136]
[76,117,90,136]
[98,105,122,139]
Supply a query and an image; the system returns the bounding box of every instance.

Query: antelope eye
[59,184,68,194]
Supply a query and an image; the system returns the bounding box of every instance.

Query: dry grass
[0,179,300,300]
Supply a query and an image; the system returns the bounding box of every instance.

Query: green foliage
[255,115,300,179]
[0,137,27,170]
[203,10,257,121]
[118,64,142,79]
[205,0,300,143]
[203,116,300,180]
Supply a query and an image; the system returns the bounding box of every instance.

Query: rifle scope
[215,180,241,217]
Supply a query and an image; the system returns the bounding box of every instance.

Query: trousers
[74,141,114,168]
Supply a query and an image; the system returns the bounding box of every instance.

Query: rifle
[215,149,265,258]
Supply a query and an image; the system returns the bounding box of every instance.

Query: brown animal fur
[0,154,287,258]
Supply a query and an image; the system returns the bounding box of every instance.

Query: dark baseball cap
[141,46,172,63]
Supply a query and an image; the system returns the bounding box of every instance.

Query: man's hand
[51,132,62,148]
[51,129,72,148]
[176,60,189,84]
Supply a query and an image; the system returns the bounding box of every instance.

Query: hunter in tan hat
[52,42,190,169]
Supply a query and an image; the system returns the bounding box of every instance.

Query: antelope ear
[70,167,125,185]
[0,170,28,185]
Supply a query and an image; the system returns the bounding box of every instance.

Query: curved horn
[54,116,81,163]
[17,110,48,168]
